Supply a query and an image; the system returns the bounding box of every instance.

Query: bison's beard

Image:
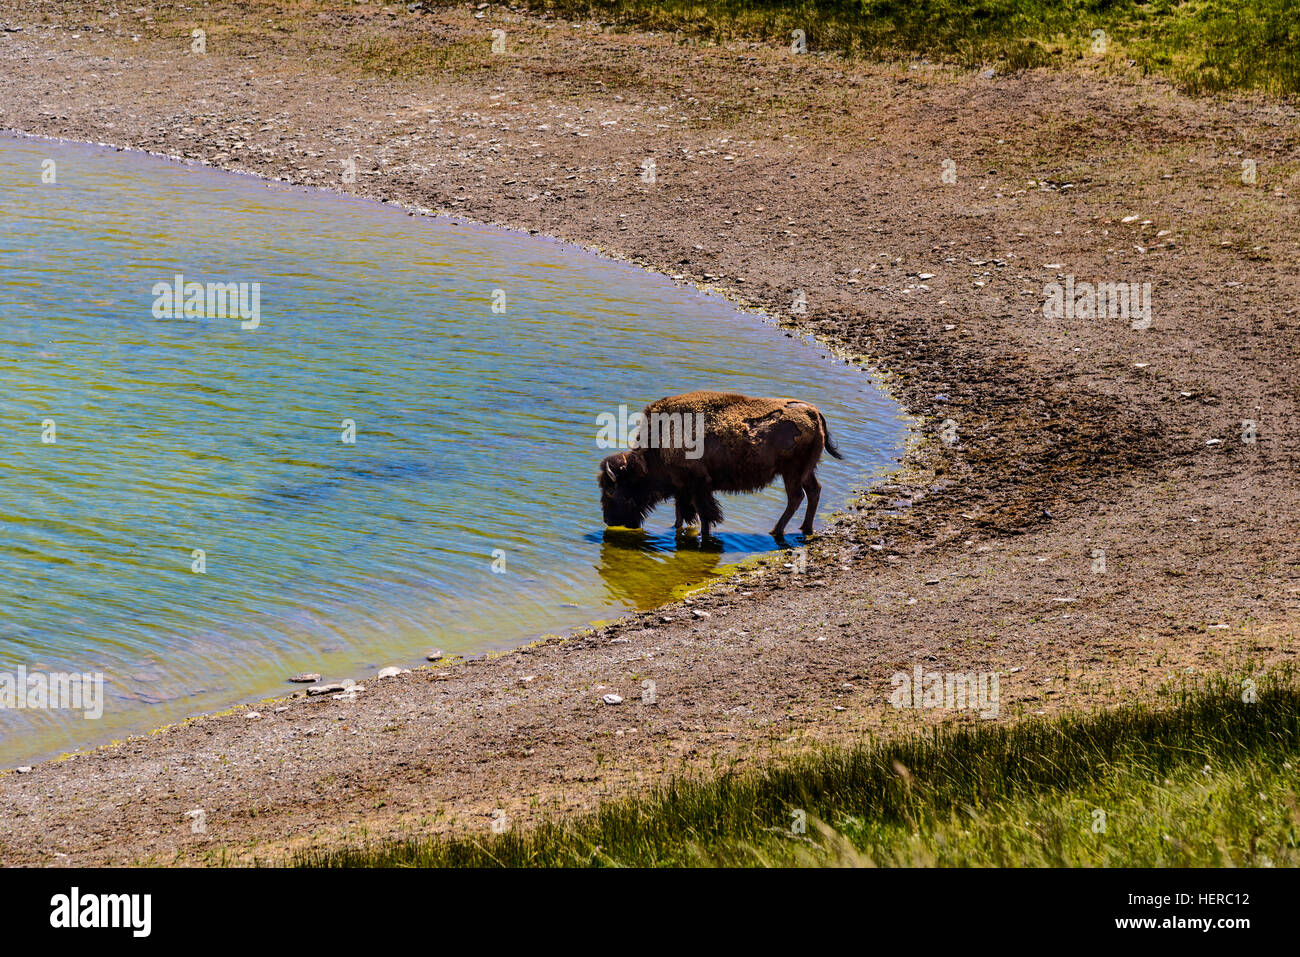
[600,488,653,529]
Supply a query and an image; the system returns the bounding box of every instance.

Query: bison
[598,390,842,538]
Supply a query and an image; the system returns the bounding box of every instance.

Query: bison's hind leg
[772,472,805,538]
[800,471,822,535]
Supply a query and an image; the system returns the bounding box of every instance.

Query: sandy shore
[0,2,1297,865]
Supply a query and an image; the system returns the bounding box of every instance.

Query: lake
[0,134,905,764]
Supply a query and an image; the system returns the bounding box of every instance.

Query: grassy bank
[295,674,1300,867]
[78,1,1296,94]
[521,0,1299,95]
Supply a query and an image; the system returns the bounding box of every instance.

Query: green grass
[293,673,1300,867]
[520,0,1300,95]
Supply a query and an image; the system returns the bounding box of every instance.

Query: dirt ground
[0,2,1297,865]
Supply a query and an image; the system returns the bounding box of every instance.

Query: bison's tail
[818,411,844,459]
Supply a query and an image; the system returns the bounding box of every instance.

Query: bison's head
[599,450,656,529]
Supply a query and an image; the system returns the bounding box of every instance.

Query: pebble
[377,666,403,679]
[16,766,32,773]
[602,693,623,705]
[290,673,321,683]
[306,682,347,696]
[425,650,444,661]
[245,711,261,719]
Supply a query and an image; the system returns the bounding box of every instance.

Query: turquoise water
[0,134,905,764]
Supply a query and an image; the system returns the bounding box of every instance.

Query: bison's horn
[604,463,617,481]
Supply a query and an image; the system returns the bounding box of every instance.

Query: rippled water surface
[0,135,905,764]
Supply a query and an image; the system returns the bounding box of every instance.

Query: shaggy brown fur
[598,391,842,537]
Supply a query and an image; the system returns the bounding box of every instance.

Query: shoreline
[0,2,1296,865]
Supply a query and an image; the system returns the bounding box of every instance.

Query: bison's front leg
[695,489,724,539]
[673,494,698,531]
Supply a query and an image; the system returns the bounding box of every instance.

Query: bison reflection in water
[598,391,842,538]
[595,528,726,608]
